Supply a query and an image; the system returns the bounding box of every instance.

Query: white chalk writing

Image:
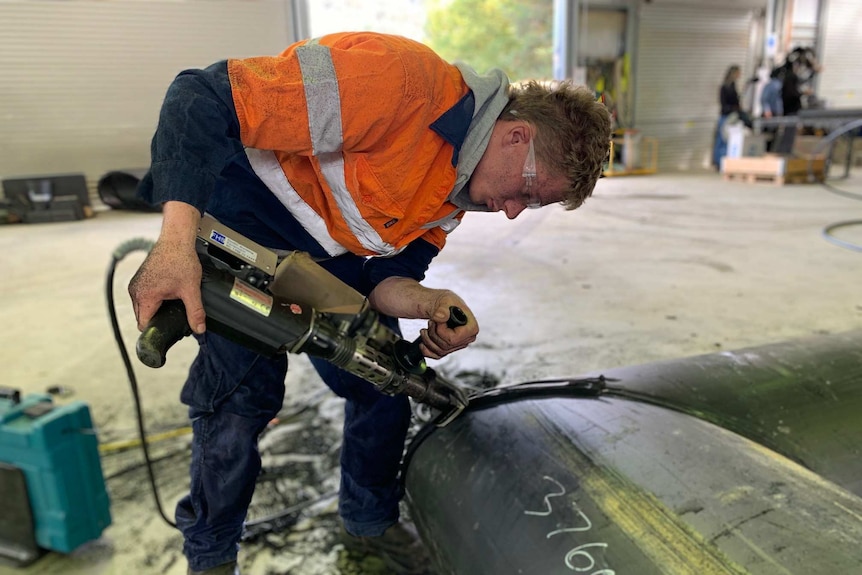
[524,475,567,516]
[525,475,616,574]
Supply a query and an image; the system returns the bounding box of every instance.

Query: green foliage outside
[423,0,554,82]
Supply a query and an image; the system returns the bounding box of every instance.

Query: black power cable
[806,120,862,252]
[106,238,177,529]
[400,377,611,481]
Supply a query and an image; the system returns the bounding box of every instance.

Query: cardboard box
[796,134,862,167]
[726,126,767,159]
[793,135,827,157]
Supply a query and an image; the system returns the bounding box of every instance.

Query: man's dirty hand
[418,295,478,360]
[128,237,206,334]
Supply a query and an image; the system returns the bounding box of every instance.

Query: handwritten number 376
[523,475,616,574]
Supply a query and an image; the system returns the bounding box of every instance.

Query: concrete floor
[1,170,861,575]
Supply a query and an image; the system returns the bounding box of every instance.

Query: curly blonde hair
[501,81,611,210]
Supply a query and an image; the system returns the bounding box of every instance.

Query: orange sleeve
[227,51,313,153]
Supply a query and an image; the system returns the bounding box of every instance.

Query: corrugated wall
[818,0,862,109]
[0,0,297,205]
[633,4,757,171]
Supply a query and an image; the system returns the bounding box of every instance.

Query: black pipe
[597,330,862,497]
[404,331,862,574]
[97,169,160,212]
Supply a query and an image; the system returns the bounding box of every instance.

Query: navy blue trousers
[175,255,412,571]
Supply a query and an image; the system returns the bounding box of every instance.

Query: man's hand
[368,277,478,359]
[418,293,477,359]
[128,201,206,334]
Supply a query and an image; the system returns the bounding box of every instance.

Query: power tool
[135,216,469,426]
[0,389,111,566]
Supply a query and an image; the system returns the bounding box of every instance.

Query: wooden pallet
[722,171,822,185]
[721,155,825,186]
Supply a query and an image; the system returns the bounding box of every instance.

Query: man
[129,32,611,575]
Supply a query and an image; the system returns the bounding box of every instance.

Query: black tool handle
[394,306,469,375]
[445,306,468,329]
[413,305,468,346]
[136,300,193,368]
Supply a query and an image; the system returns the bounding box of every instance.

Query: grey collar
[447,63,510,212]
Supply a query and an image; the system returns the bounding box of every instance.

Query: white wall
[817,0,862,109]
[0,0,297,200]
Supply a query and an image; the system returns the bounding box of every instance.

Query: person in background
[761,67,784,118]
[781,47,821,115]
[773,48,822,153]
[128,31,612,575]
[760,67,784,152]
[781,59,804,117]
[713,64,741,169]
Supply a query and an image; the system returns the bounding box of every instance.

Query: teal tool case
[0,390,111,556]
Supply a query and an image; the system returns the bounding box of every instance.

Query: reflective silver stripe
[422,209,463,234]
[296,42,401,256]
[245,148,348,257]
[439,219,461,233]
[296,42,343,154]
[317,151,402,255]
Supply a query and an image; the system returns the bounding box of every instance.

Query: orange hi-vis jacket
[229,32,480,258]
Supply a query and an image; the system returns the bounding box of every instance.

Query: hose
[106,237,178,528]
[812,120,862,252]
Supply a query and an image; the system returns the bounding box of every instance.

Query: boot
[187,560,239,575]
[341,520,435,575]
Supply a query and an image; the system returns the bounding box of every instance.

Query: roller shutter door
[818,0,862,109]
[633,4,757,171]
[0,0,297,207]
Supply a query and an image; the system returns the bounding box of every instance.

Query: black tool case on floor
[1,173,91,223]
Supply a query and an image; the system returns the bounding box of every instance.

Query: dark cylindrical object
[97,169,160,212]
[395,306,470,375]
[136,300,191,368]
[404,331,862,575]
[595,330,862,498]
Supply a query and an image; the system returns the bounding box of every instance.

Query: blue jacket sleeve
[364,238,440,288]
[138,61,243,212]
